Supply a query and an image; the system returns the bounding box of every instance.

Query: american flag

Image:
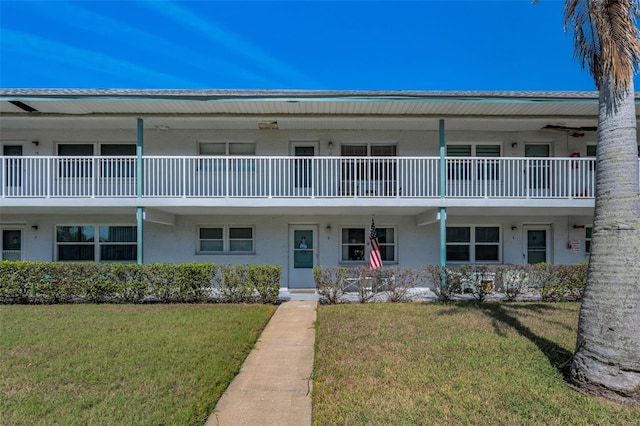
[369,218,383,269]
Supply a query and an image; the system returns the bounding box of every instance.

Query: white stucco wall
[2,126,581,158]
[3,212,593,288]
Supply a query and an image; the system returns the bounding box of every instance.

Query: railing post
[182,157,186,198]
[1,157,5,198]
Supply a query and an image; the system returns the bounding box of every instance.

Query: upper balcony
[4,156,634,212]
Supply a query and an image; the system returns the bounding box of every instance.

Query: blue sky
[0,1,603,91]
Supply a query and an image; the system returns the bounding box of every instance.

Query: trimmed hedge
[0,261,281,304]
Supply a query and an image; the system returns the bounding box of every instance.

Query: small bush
[248,265,281,304]
[352,266,379,303]
[457,264,495,302]
[423,265,461,302]
[383,267,419,303]
[540,263,587,301]
[104,263,148,303]
[216,264,254,303]
[313,266,347,304]
[494,265,531,302]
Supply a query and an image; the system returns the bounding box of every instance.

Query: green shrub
[0,261,33,303]
[247,265,281,304]
[216,264,255,303]
[0,261,280,304]
[174,263,213,303]
[104,263,148,303]
[540,263,588,301]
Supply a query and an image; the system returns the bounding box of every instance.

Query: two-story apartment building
[1,89,639,290]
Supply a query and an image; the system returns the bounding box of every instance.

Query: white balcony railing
[1,155,638,199]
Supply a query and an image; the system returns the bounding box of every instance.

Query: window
[57,143,136,178]
[58,144,93,178]
[99,226,137,261]
[199,143,256,155]
[56,225,136,262]
[341,145,367,156]
[229,227,253,252]
[341,227,396,263]
[341,228,365,261]
[198,143,256,173]
[447,144,501,180]
[340,144,397,157]
[585,226,592,253]
[100,144,136,178]
[198,226,254,254]
[340,144,397,195]
[446,226,500,262]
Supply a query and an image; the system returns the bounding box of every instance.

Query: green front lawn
[0,304,275,426]
[313,302,640,425]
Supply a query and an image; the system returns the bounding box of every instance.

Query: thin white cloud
[1,28,199,87]
[141,0,321,88]
[20,1,279,88]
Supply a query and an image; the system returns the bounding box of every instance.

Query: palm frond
[564,0,640,92]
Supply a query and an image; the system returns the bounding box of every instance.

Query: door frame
[288,224,319,289]
[522,225,552,264]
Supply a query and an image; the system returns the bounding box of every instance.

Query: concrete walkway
[205,301,317,426]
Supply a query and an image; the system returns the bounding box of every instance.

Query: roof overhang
[0,88,629,132]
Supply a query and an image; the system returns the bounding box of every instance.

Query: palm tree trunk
[570,76,640,406]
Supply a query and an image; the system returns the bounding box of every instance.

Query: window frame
[339,226,396,264]
[197,225,255,255]
[55,224,137,262]
[340,143,398,157]
[585,226,593,254]
[445,225,501,263]
[446,143,502,181]
[199,142,256,156]
[56,143,136,179]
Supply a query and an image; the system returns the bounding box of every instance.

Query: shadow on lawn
[440,302,574,375]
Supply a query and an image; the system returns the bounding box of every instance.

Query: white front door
[289,225,318,289]
[2,229,22,261]
[523,225,551,264]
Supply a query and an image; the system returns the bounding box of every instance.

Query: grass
[313,302,640,425]
[0,303,276,426]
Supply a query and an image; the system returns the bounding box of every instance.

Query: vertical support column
[137,118,144,198]
[439,119,447,268]
[439,119,446,199]
[136,207,144,265]
[136,118,144,264]
[439,208,447,268]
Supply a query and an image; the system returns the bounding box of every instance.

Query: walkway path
[205,300,317,426]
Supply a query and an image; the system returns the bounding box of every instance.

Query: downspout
[136,118,144,265]
[439,119,447,269]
